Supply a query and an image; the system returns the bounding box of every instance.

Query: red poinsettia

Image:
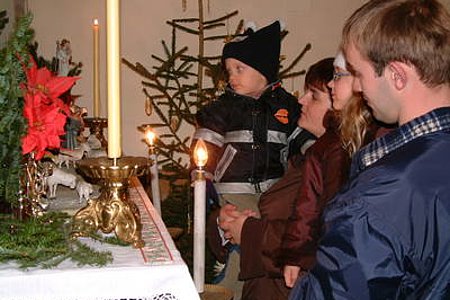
[21,59,79,160]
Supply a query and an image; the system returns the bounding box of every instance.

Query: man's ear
[387,61,408,90]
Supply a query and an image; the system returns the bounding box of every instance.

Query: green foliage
[0,212,113,269]
[0,13,34,208]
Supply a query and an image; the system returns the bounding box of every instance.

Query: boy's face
[225,58,268,98]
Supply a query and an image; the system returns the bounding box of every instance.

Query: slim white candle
[106,0,121,159]
[193,173,206,293]
[93,19,100,118]
[193,139,208,293]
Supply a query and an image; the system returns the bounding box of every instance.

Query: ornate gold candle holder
[71,156,150,248]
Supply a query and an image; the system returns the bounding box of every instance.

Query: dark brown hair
[304,57,334,92]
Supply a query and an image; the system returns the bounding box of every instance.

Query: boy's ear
[387,61,408,90]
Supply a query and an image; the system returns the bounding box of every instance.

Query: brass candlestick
[71,156,150,248]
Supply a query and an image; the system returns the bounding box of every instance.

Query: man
[289,0,450,299]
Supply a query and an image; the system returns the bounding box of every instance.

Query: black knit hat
[222,21,281,83]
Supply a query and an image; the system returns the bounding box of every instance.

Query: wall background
[4,0,450,158]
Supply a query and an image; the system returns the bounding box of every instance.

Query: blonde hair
[339,95,373,156]
[342,0,450,86]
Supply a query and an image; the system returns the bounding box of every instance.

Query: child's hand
[218,204,237,227]
[219,206,256,245]
[283,265,302,288]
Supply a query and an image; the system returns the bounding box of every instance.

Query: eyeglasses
[333,71,351,81]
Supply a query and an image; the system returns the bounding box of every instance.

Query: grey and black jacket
[192,83,312,194]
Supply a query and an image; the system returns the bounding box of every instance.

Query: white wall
[14,0,449,158]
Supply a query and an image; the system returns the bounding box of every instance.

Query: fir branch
[166,21,199,35]
[279,43,312,77]
[203,11,239,25]
[0,212,113,269]
[0,13,34,207]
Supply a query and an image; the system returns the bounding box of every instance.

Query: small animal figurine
[75,180,94,203]
[46,168,77,198]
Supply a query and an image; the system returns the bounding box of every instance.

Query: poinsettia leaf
[21,134,37,155]
[46,76,79,99]
[46,135,61,149]
[53,97,70,115]
[34,66,52,88]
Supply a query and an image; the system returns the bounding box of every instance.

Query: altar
[0,177,200,300]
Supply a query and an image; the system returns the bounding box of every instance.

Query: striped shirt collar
[351,107,450,176]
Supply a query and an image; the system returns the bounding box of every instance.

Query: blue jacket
[290,108,450,300]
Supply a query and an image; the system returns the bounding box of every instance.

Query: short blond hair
[342,0,450,87]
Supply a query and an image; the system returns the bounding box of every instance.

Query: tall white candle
[106,0,121,159]
[193,139,208,293]
[193,173,206,293]
[93,19,100,118]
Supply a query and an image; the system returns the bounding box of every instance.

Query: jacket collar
[351,106,450,176]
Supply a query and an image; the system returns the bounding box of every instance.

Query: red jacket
[207,154,308,299]
[279,111,350,269]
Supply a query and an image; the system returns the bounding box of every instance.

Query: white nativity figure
[76,180,93,203]
[46,168,77,199]
[57,142,90,168]
[56,39,72,76]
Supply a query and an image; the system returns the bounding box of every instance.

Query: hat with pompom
[222,21,281,83]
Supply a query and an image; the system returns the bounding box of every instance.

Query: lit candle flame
[93,18,99,26]
[145,128,156,146]
[194,139,208,168]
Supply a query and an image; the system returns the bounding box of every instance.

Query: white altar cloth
[0,177,200,300]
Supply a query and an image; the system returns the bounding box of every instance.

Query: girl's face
[225,58,268,99]
[297,85,332,138]
[328,66,354,111]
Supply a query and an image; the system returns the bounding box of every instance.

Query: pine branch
[0,212,113,269]
[0,13,34,207]
[166,21,199,35]
[279,43,312,77]
[203,10,239,25]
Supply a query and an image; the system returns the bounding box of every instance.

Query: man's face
[345,43,399,124]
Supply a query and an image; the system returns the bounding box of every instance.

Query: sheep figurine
[46,168,77,198]
[75,180,94,203]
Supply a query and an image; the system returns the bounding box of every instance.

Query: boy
[192,21,312,299]
[193,20,310,214]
